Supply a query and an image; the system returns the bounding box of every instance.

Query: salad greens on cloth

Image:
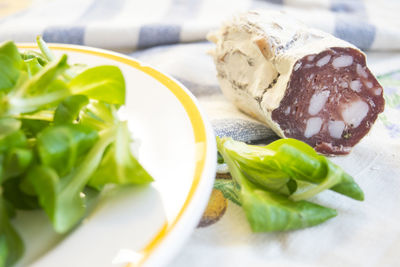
[0,37,153,267]
[217,137,363,232]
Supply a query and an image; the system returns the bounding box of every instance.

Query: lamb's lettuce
[88,121,153,190]
[53,95,89,124]
[29,127,115,233]
[37,124,99,176]
[68,66,125,105]
[36,36,54,62]
[25,58,43,77]
[0,196,24,267]
[0,37,153,266]
[217,137,363,232]
[2,54,70,116]
[0,41,23,93]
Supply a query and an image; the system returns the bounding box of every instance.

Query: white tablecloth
[1,1,400,266]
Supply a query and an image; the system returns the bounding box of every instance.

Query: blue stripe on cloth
[252,0,283,7]
[212,118,278,143]
[250,0,283,11]
[138,24,181,49]
[43,26,85,45]
[78,0,126,22]
[331,0,376,50]
[334,17,375,50]
[331,2,360,13]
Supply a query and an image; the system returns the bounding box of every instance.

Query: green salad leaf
[88,121,153,190]
[213,179,241,206]
[29,127,115,233]
[217,136,363,232]
[0,37,153,265]
[2,177,39,210]
[36,36,54,62]
[0,196,24,267]
[68,66,125,105]
[0,118,21,140]
[0,41,23,93]
[54,95,89,124]
[3,54,70,116]
[25,57,43,77]
[241,180,337,232]
[37,124,99,176]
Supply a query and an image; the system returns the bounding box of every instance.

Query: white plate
[13,44,217,267]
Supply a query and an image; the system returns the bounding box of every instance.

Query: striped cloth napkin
[1,0,400,52]
[1,0,400,266]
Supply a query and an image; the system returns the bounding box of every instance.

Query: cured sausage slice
[208,11,385,155]
[272,47,384,154]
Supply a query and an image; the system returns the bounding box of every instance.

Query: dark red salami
[209,11,385,155]
[271,47,385,154]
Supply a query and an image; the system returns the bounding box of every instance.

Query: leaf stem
[36,36,54,62]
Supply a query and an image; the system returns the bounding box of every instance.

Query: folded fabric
[133,42,400,267]
[1,0,400,52]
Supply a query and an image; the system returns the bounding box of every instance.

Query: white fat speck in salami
[332,55,353,68]
[340,81,348,88]
[350,80,362,92]
[356,64,368,78]
[304,117,323,138]
[342,100,369,128]
[209,10,385,155]
[307,55,316,61]
[374,88,382,95]
[316,55,331,67]
[308,90,330,115]
[294,62,302,71]
[328,120,345,139]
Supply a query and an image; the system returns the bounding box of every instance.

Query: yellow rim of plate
[18,44,208,267]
